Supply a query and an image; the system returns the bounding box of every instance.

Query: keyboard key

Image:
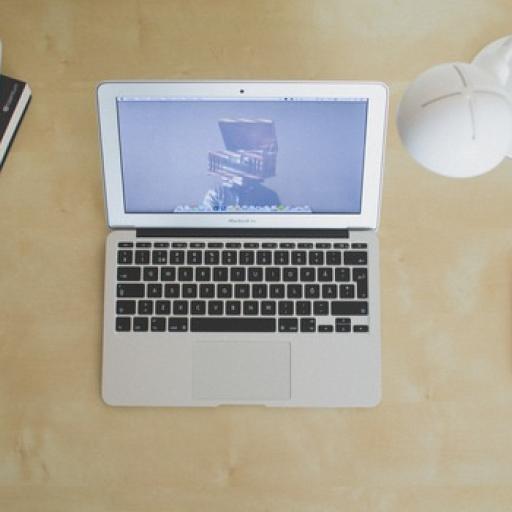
[344,251,368,265]
[116,300,136,315]
[313,301,329,315]
[287,284,302,299]
[136,242,151,248]
[334,242,350,249]
[279,318,298,332]
[226,242,241,248]
[331,301,369,316]
[155,300,171,315]
[296,301,311,316]
[117,267,141,281]
[200,284,215,298]
[339,284,355,299]
[213,267,228,281]
[326,251,342,265]
[173,300,188,315]
[205,250,220,264]
[278,301,294,316]
[304,284,320,298]
[117,250,133,264]
[217,283,232,298]
[274,251,289,265]
[318,324,334,333]
[208,301,223,315]
[269,284,285,298]
[154,242,169,248]
[169,250,185,264]
[152,250,168,264]
[309,251,323,265]
[143,267,158,281]
[354,325,369,333]
[317,268,333,281]
[178,267,194,281]
[300,267,315,281]
[335,268,350,282]
[161,267,176,281]
[147,284,162,298]
[297,242,313,249]
[353,268,368,298]
[262,242,277,248]
[300,318,316,332]
[230,267,246,281]
[135,250,150,264]
[248,267,263,281]
[335,318,351,332]
[138,300,153,315]
[168,318,188,331]
[164,283,180,298]
[117,284,144,298]
[351,243,367,249]
[115,317,131,331]
[195,267,211,281]
[283,267,298,282]
[207,242,223,248]
[265,267,281,281]
[256,251,272,265]
[191,318,275,332]
[235,284,250,298]
[222,251,237,265]
[243,242,259,248]
[226,301,241,315]
[243,301,259,315]
[151,317,166,332]
[280,242,295,248]
[172,242,187,248]
[239,251,254,265]
[187,250,202,265]
[182,283,197,298]
[261,301,276,315]
[190,300,206,315]
[190,242,205,248]
[322,284,337,299]
[118,242,133,248]
[252,284,267,298]
[133,317,149,331]
[291,251,307,265]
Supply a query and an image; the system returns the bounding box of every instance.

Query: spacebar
[191,318,276,332]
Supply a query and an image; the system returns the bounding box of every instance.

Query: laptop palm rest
[192,342,291,402]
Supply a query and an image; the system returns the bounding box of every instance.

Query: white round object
[473,36,512,158]
[397,62,512,178]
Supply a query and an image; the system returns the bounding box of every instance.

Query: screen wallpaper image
[117,98,368,214]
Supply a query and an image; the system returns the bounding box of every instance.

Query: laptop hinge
[136,228,349,238]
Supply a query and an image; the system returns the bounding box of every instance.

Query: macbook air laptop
[97,81,388,407]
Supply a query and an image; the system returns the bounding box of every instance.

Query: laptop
[97,81,388,407]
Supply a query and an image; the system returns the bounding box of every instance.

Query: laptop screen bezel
[97,81,388,230]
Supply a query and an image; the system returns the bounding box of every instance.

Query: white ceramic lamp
[397,36,512,178]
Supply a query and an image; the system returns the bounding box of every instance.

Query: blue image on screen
[116,98,368,214]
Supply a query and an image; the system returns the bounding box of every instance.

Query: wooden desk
[1,1,512,510]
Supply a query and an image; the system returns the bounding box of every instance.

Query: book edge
[0,84,32,169]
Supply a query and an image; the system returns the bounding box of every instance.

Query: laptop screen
[116,97,368,215]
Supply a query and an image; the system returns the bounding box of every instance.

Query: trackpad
[192,342,291,402]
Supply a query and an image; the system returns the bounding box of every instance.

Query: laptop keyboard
[114,240,369,333]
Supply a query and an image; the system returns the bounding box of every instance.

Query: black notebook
[0,74,31,170]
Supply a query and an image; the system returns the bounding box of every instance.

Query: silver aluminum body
[102,230,380,407]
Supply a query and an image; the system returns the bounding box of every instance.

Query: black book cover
[0,74,31,169]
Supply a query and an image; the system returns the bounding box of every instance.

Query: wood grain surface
[1,1,512,510]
